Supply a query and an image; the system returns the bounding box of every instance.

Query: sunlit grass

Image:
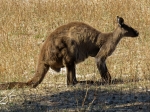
[0,0,149,92]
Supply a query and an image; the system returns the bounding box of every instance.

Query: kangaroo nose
[136,31,139,36]
[134,30,139,36]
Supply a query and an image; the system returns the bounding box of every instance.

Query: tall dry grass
[0,0,150,85]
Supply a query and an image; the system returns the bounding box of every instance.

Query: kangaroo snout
[135,30,139,37]
[131,29,139,37]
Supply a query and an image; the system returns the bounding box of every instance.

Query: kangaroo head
[117,16,139,37]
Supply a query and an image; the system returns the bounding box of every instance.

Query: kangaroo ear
[117,16,124,26]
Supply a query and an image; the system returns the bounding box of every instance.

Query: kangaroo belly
[75,44,99,63]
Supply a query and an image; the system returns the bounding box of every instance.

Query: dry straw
[0,0,149,84]
[0,0,150,111]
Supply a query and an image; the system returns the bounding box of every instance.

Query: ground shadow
[0,79,150,112]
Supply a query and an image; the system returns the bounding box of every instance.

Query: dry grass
[0,0,150,111]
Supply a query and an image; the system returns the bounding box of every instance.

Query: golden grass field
[0,0,150,111]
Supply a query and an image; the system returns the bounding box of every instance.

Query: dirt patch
[0,80,149,112]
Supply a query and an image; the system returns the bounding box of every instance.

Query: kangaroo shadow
[77,78,143,86]
[76,78,124,86]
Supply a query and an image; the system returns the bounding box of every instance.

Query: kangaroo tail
[26,63,49,88]
[0,82,28,90]
[0,63,49,90]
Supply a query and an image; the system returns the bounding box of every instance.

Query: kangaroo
[0,16,139,90]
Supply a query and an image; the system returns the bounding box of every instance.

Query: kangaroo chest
[105,41,118,56]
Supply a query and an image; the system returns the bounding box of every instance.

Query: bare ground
[0,79,149,112]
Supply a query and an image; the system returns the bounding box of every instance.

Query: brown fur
[0,16,139,90]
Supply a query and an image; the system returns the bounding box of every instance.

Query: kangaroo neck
[96,26,123,47]
[112,27,123,45]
